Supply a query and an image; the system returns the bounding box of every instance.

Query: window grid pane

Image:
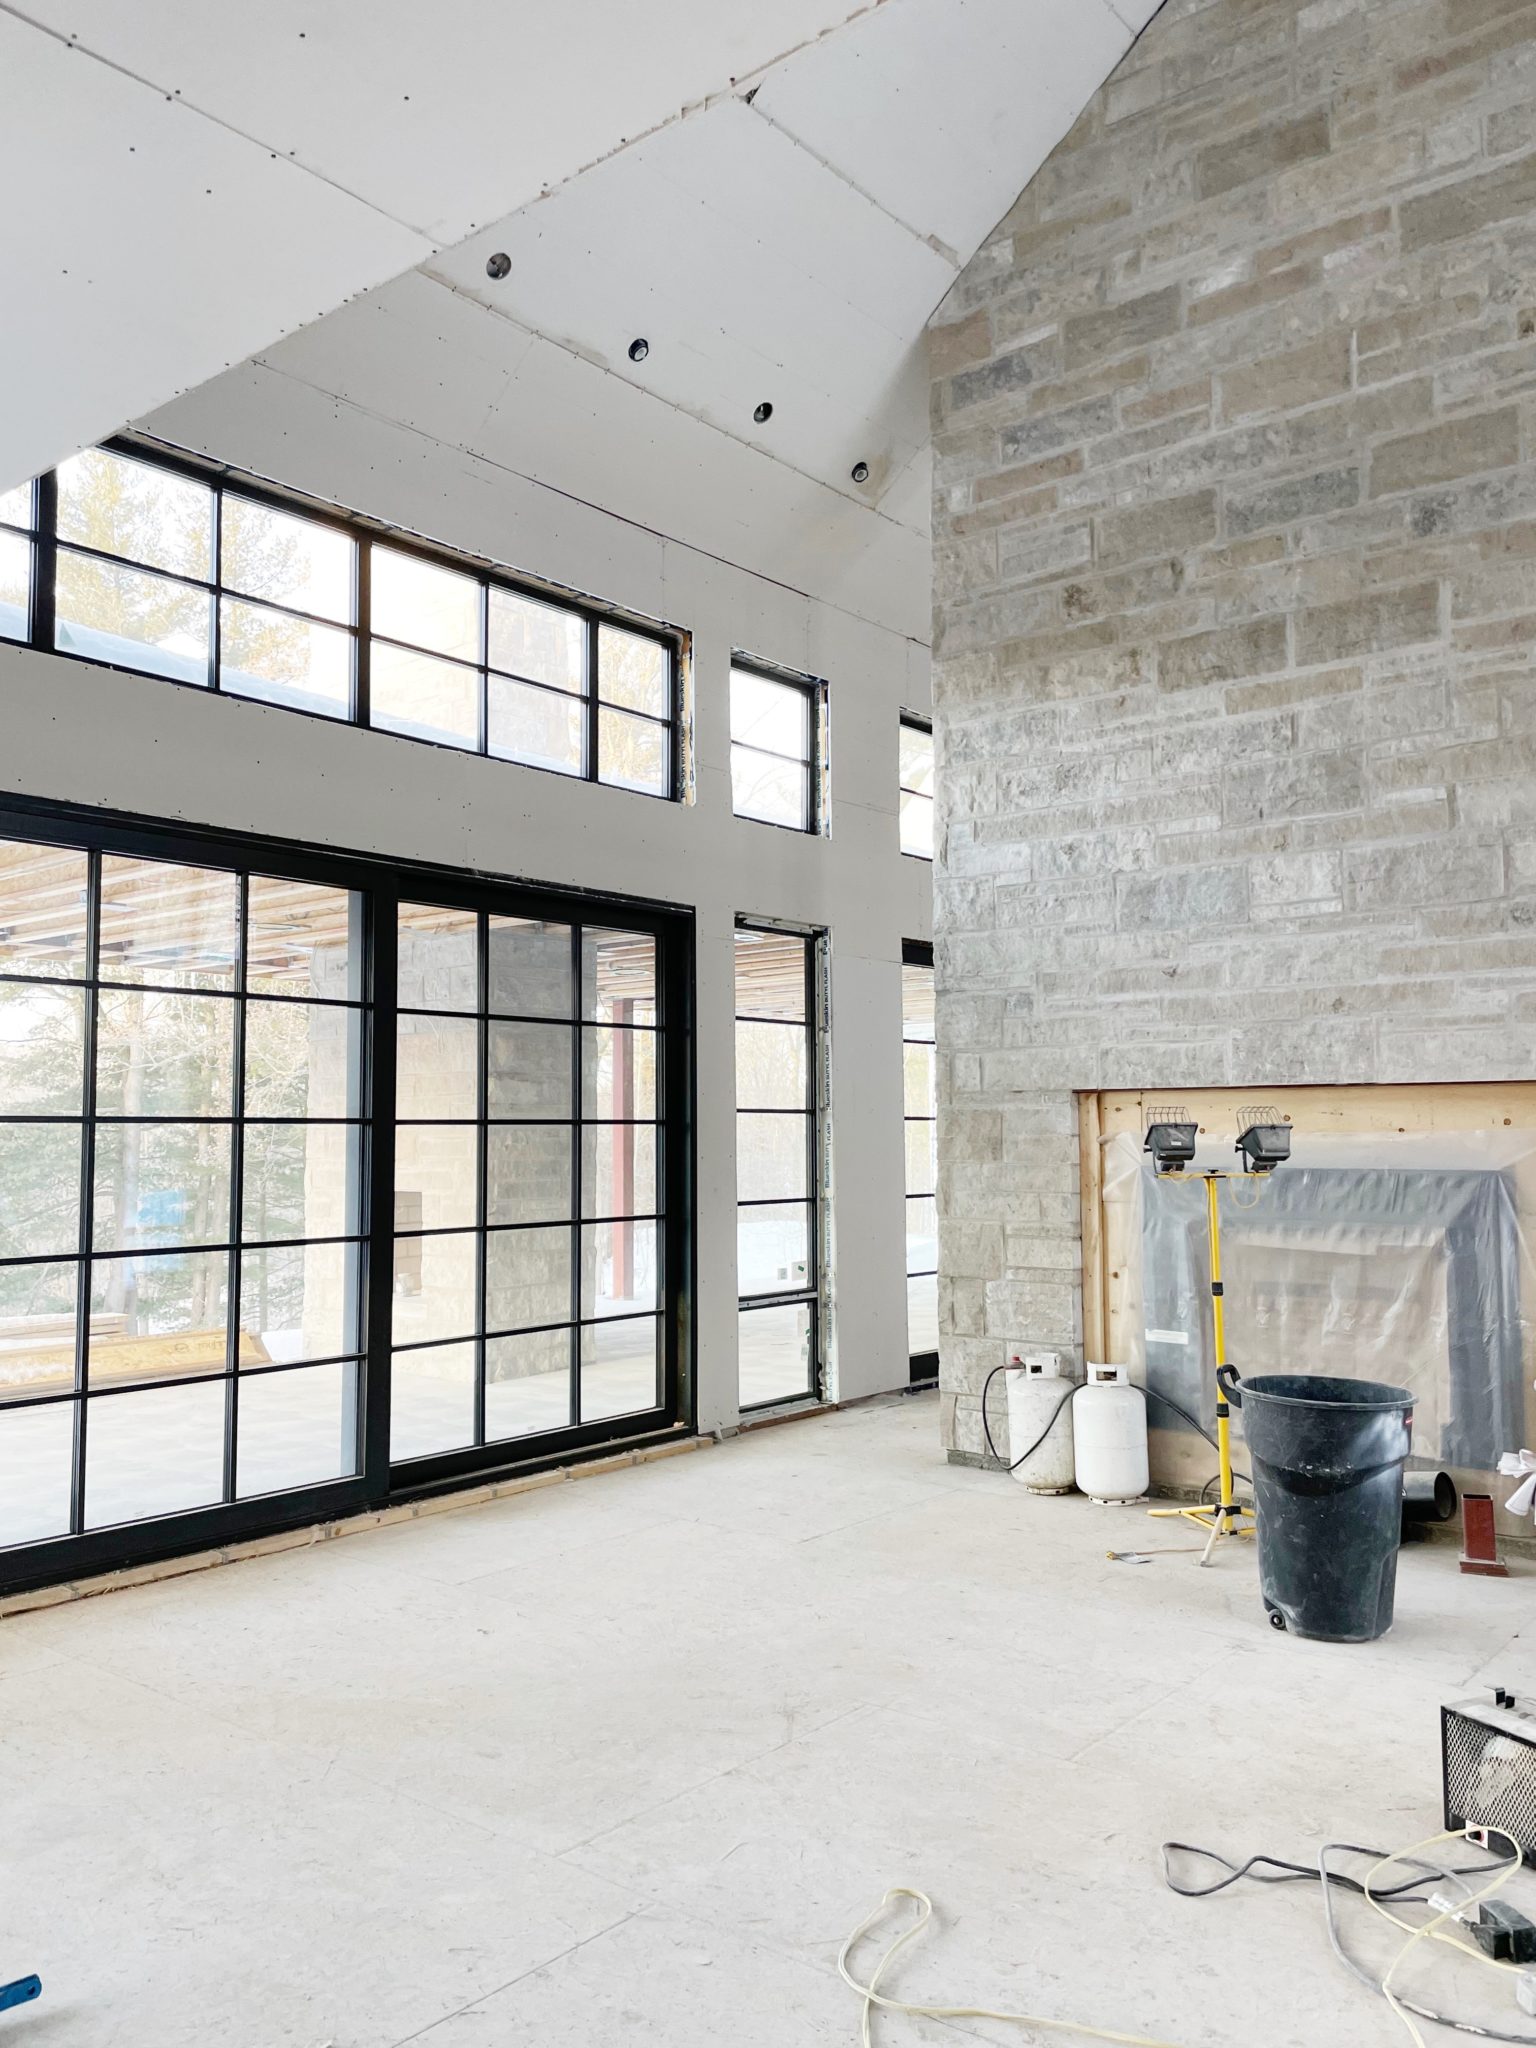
[33,444,678,800]
[735,925,820,1408]
[903,955,937,1368]
[391,904,667,1462]
[899,718,935,862]
[729,666,820,833]
[0,836,369,1544]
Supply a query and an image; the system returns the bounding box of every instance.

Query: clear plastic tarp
[1108,1129,1536,1488]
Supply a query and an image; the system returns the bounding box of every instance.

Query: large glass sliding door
[0,804,690,1594]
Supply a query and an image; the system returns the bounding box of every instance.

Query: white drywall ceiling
[0,0,881,489]
[15,0,1155,628]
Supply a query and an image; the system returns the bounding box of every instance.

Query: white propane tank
[1004,1356,1076,1493]
[1073,1363,1150,1504]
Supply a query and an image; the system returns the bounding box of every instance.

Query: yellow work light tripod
[1142,1108,1291,1567]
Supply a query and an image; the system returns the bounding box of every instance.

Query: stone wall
[928,0,1536,1457]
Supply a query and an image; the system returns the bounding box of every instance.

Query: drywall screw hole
[486,252,511,281]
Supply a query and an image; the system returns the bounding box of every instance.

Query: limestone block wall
[928,0,1536,1457]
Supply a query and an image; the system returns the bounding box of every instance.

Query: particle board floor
[1,1394,1531,2047]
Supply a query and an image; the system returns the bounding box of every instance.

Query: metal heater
[1443,1691,1536,1865]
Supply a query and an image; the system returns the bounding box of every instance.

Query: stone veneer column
[928,0,1536,1460]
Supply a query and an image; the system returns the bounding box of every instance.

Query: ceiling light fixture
[851,461,870,484]
[628,338,650,363]
[485,252,511,281]
[753,401,773,424]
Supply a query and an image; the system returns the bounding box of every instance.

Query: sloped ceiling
[8,0,1161,633]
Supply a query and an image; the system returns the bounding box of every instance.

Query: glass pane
[487,1020,573,1119]
[904,1042,936,1117]
[87,1250,229,1387]
[372,546,480,661]
[220,597,352,718]
[98,855,238,989]
[240,1240,357,1364]
[57,448,212,580]
[738,1300,812,1407]
[0,982,85,1113]
[244,1000,361,1118]
[905,1120,937,1198]
[370,641,479,749]
[486,1328,570,1441]
[735,1019,806,1111]
[581,1219,656,1318]
[738,1203,811,1297]
[730,670,809,757]
[0,1259,78,1403]
[906,1195,937,1278]
[396,1012,478,1119]
[907,1272,939,1356]
[92,1123,231,1250]
[580,1315,658,1422]
[247,878,360,1000]
[0,480,32,529]
[488,674,585,776]
[392,1230,477,1347]
[394,1123,478,1231]
[398,902,477,1013]
[900,791,934,859]
[0,1401,72,1547]
[489,917,572,1019]
[598,625,668,717]
[221,496,354,622]
[899,722,934,795]
[489,589,584,692]
[732,745,808,829]
[95,988,234,1117]
[487,1123,572,1226]
[241,1123,359,1242]
[599,707,669,796]
[581,1123,656,1220]
[581,929,656,1024]
[583,1026,657,1122]
[56,552,212,686]
[0,839,89,980]
[237,1360,357,1496]
[486,1224,571,1332]
[0,1121,81,1256]
[902,963,935,1042]
[736,1111,808,1202]
[734,928,808,1021]
[84,1378,225,1528]
[0,528,28,642]
[390,1340,476,1461]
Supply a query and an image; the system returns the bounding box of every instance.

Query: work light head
[1235,1105,1291,1173]
[1144,1105,1199,1175]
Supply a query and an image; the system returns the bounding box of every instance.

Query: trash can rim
[1236,1371,1413,1413]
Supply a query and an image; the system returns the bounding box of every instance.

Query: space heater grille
[1442,1697,1536,1866]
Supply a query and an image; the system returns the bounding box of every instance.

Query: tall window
[730,661,824,833]
[903,944,937,1379]
[735,924,823,1408]
[18,442,682,798]
[0,808,689,1596]
[390,910,664,1461]
[899,715,934,860]
[0,480,34,643]
[0,836,368,1549]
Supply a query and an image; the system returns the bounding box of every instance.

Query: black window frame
[0,793,695,1597]
[899,713,935,863]
[13,438,687,803]
[733,918,827,1413]
[728,655,828,838]
[902,938,937,1386]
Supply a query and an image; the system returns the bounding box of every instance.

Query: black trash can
[1217,1366,1415,1643]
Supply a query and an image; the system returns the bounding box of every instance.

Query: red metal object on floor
[1460,1493,1509,1578]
